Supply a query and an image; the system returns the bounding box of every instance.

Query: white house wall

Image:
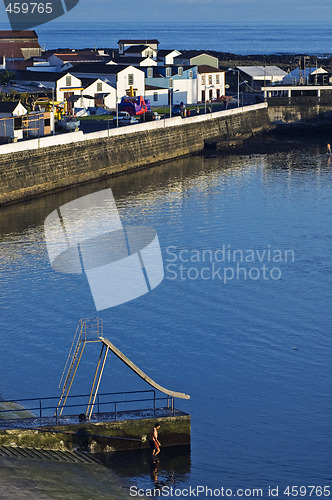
[172,78,197,105]
[139,58,157,67]
[82,79,116,109]
[141,48,157,60]
[144,89,168,106]
[197,72,225,101]
[145,74,197,104]
[56,73,82,101]
[116,66,145,99]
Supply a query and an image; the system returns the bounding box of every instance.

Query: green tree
[0,70,15,85]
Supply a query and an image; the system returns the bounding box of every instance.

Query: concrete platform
[0,409,191,453]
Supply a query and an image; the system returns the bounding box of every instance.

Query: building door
[94,93,103,107]
[201,90,205,102]
[64,92,74,113]
[209,89,213,100]
[216,89,220,99]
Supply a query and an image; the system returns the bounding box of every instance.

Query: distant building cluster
[1,30,332,143]
[0,33,226,112]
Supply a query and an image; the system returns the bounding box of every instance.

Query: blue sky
[1,0,332,24]
[67,0,332,22]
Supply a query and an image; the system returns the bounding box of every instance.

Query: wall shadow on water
[96,445,191,491]
[0,132,325,237]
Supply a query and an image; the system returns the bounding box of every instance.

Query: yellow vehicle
[33,98,66,121]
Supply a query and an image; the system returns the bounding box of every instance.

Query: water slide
[101,337,190,400]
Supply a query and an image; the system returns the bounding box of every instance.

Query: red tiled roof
[0,41,41,59]
[0,30,38,40]
[0,43,24,58]
[197,65,225,74]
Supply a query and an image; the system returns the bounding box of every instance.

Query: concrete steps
[0,445,100,464]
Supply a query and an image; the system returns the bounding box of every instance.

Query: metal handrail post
[39,399,42,418]
[114,402,117,421]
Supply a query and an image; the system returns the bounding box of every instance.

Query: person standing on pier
[327,143,331,155]
[150,423,161,457]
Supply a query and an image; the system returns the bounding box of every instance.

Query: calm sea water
[0,144,331,498]
[1,21,332,55]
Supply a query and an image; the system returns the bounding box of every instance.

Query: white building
[144,85,169,106]
[116,65,145,99]
[80,78,116,110]
[56,73,83,102]
[0,101,27,118]
[197,66,226,102]
[146,65,225,104]
[145,66,198,104]
[124,45,158,61]
[70,64,145,99]
[157,50,182,66]
[118,39,159,55]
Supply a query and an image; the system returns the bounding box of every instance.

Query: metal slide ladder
[56,318,190,420]
[56,318,103,417]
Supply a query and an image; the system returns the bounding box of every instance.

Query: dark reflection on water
[98,446,191,492]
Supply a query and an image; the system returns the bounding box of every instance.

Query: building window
[45,118,50,127]
[169,78,173,88]
[178,67,183,76]
[201,75,205,85]
[216,74,220,84]
[208,75,213,85]
[66,75,71,87]
[97,82,102,92]
[148,67,153,78]
[166,67,171,78]
[189,70,193,79]
[154,92,158,101]
[128,74,134,85]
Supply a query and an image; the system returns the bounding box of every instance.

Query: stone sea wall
[0,103,270,206]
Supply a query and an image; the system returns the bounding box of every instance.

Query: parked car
[112,111,138,125]
[57,116,80,131]
[171,104,183,116]
[113,111,130,123]
[143,111,161,122]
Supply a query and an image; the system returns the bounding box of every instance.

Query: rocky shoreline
[177,49,332,72]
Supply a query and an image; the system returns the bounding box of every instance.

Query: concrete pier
[0,412,191,453]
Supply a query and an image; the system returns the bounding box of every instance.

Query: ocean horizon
[1,21,332,56]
